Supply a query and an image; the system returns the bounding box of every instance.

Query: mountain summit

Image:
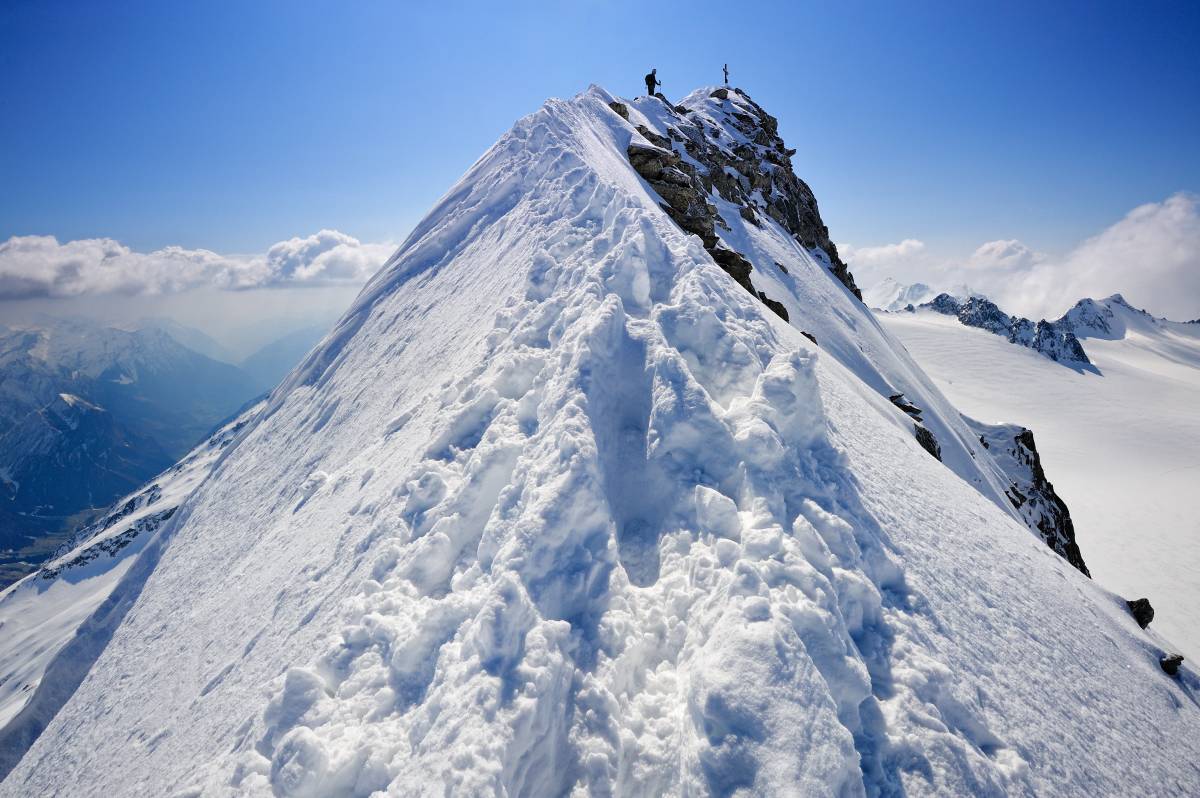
[2,87,1196,796]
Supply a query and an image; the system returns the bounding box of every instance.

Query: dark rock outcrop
[925,293,963,316]
[757,293,789,321]
[914,424,941,461]
[1126,598,1155,628]
[1160,654,1184,676]
[968,418,1090,576]
[889,393,923,421]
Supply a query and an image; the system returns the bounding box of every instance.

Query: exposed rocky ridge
[38,508,176,580]
[1057,294,1190,340]
[967,418,1090,576]
[616,87,860,316]
[922,294,1090,364]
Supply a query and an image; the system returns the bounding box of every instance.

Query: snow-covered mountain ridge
[915,293,1090,364]
[0,404,260,778]
[0,317,263,578]
[1,86,1196,796]
[862,280,983,313]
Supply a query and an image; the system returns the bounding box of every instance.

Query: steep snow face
[880,307,1200,658]
[4,88,1198,796]
[0,404,258,778]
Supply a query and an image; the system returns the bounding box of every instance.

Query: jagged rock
[1160,654,1184,676]
[920,294,1091,364]
[889,393,923,421]
[757,292,789,321]
[1033,320,1088,363]
[636,88,861,299]
[914,424,941,460]
[925,293,963,315]
[801,331,817,345]
[1127,598,1155,628]
[607,102,629,120]
[627,135,720,254]
[968,419,1090,576]
[958,297,1013,336]
[708,246,754,293]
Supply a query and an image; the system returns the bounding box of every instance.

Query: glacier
[1,86,1197,796]
[881,294,1200,662]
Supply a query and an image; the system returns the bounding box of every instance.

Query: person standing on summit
[644,68,661,97]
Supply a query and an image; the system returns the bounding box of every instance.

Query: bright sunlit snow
[1,87,1197,797]
[880,300,1200,659]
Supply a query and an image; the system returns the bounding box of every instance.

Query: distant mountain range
[899,291,1193,366]
[862,277,982,311]
[877,291,1200,658]
[0,315,328,584]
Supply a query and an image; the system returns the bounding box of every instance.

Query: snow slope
[2,88,1198,796]
[0,405,260,777]
[880,302,1200,658]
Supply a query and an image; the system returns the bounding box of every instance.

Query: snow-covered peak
[863,278,933,311]
[1058,293,1168,340]
[3,86,1196,796]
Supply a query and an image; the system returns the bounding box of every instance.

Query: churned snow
[881,303,1200,659]
[1,87,1197,796]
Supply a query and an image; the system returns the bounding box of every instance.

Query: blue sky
[3,0,1197,252]
[1,0,1198,323]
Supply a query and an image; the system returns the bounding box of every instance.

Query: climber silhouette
[644,68,661,97]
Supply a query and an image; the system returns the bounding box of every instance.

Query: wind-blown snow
[2,88,1197,796]
[0,405,259,778]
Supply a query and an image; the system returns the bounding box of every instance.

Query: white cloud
[966,239,1043,273]
[844,193,1200,321]
[1006,193,1200,319]
[0,230,394,300]
[840,239,929,290]
[841,238,926,267]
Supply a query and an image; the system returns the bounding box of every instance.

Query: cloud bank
[843,193,1200,321]
[0,230,395,300]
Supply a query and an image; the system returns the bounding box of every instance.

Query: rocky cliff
[967,418,1090,576]
[615,87,860,311]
